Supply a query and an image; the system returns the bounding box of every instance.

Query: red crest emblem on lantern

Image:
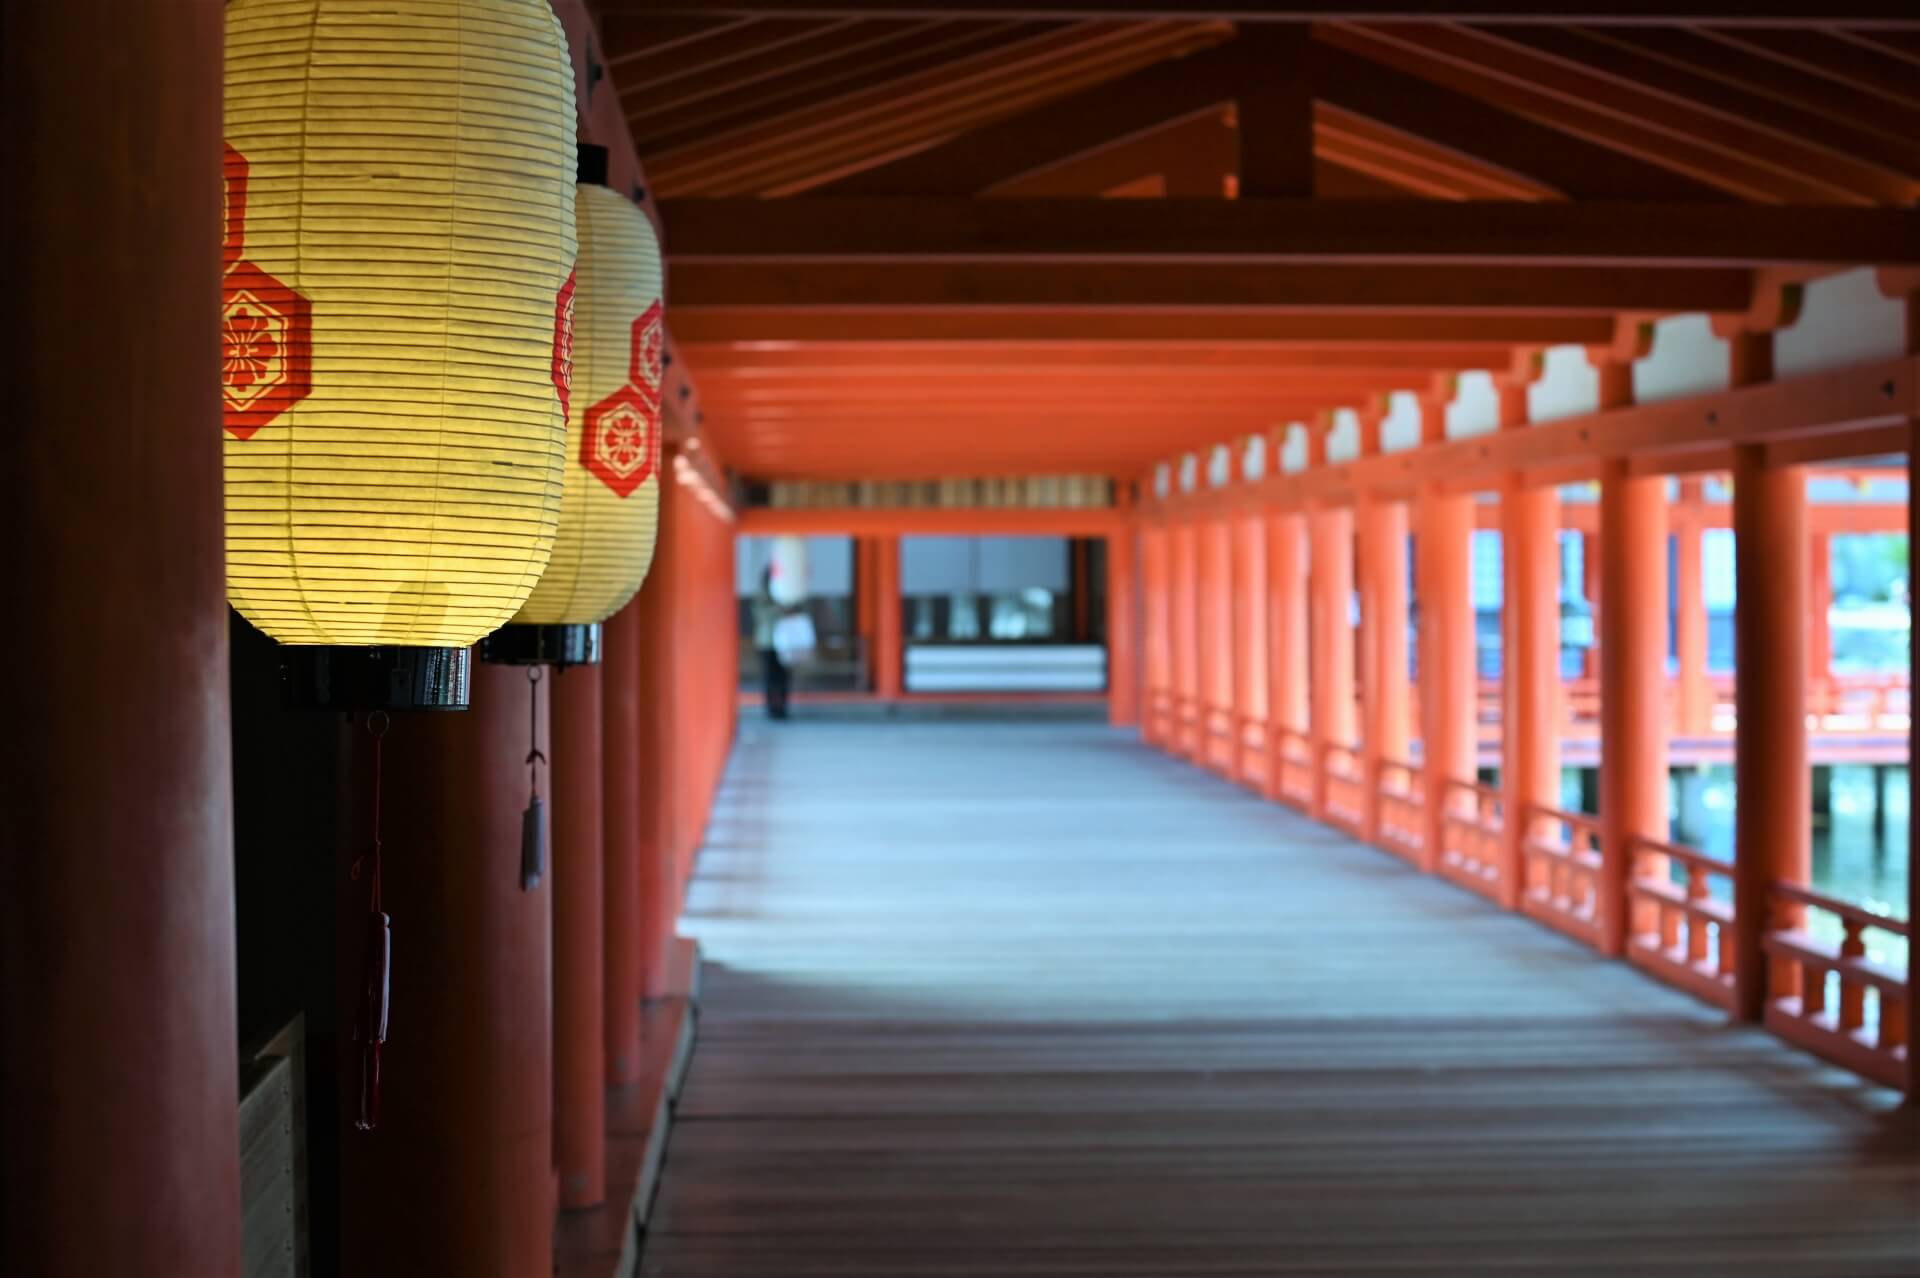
[552,270,577,421]
[579,300,665,498]
[220,142,312,440]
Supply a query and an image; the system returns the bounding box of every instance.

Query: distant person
[753,566,792,721]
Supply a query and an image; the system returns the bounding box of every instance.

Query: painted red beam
[668,308,1619,342]
[740,506,1123,535]
[1148,353,1920,513]
[669,260,1752,311]
[658,199,1920,266]
[608,1,1920,28]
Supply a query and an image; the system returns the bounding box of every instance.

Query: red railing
[1204,704,1236,774]
[1808,672,1911,732]
[1438,779,1502,902]
[1235,714,1269,792]
[1146,689,1174,746]
[1275,728,1314,810]
[1320,742,1365,837]
[1626,836,1736,1012]
[1520,805,1604,950]
[1375,758,1423,865]
[1763,884,1910,1090]
[1174,693,1200,757]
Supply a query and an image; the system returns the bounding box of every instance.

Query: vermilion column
[339,660,553,1278]
[1417,491,1477,874]
[1597,461,1669,956]
[551,663,605,1207]
[637,478,681,998]
[1266,511,1310,799]
[1172,522,1200,757]
[1309,504,1357,816]
[1235,513,1269,787]
[1500,477,1561,910]
[3,3,240,1272]
[1107,519,1139,727]
[873,535,904,699]
[1359,498,1412,840]
[601,601,644,1082]
[1809,531,1833,699]
[1732,447,1811,1022]
[1201,518,1236,774]
[1674,479,1711,737]
[1142,525,1172,744]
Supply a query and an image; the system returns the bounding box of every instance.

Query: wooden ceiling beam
[595,2,1920,28]
[1465,25,1920,201]
[818,34,1243,193]
[649,22,1221,194]
[666,308,1623,342]
[628,21,1025,155]
[1319,23,1848,202]
[1313,109,1555,199]
[667,259,1752,310]
[610,17,838,88]
[599,15,746,66]
[1312,40,1724,199]
[624,20,921,118]
[1624,29,1920,140]
[657,197,1920,265]
[989,109,1234,196]
[1697,29,1920,112]
[686,341,1516,369]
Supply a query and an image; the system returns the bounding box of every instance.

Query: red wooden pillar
[3,2,242,1270]
[1808,531,1833,697]
[1266,511,1310,799]
[1359,498,1411,841]
[1732,446,1812,1022]
[551,663,605,1207]
[1235,512,1270,787]
[1495,369,1560,909]
[639,476,682,997]
[1172,521,1200,757]
[1597,460,1669,957]
[1309,504,1357,817]
[1729,330,1812,1023]
[601,601,645,1082]
[1674,479,1712,737]
[339,661,553,1278]
[873,535,904,699]
[1417,490,1476,874]
[1107,515,1139,727]
[1201,517,1236,774]
[1142,525,1172,745]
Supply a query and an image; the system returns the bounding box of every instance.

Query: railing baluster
[1837,921,1867,1034]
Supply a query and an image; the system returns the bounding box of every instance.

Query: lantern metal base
[281,645,471,712]
[478,622,602,669]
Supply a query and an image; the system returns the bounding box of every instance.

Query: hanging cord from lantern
[520,669,548,891]
[353,711,393,1131]
[527,667,546,797]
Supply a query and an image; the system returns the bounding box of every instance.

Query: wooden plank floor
[644,721,1919,1277]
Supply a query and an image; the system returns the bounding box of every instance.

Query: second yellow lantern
[505,147,666,641]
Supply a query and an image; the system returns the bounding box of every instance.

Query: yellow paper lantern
[508,157,665,632]
[221,0,578,653]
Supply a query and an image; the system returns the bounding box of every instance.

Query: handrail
[1436,777,1502,901]
[1373,757,1423,865]
[1771,882,1910,939]
[1763,882,1910,1090]
[1625,834,1735,1011]
[1519,804,1604,948]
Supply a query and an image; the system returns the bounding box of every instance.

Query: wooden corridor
[644,721,1920,1277]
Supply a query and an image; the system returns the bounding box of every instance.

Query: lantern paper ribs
[222,0,579,649]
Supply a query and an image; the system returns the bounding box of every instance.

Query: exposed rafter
[599,1,1920,27]
[658,197,1920,266]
